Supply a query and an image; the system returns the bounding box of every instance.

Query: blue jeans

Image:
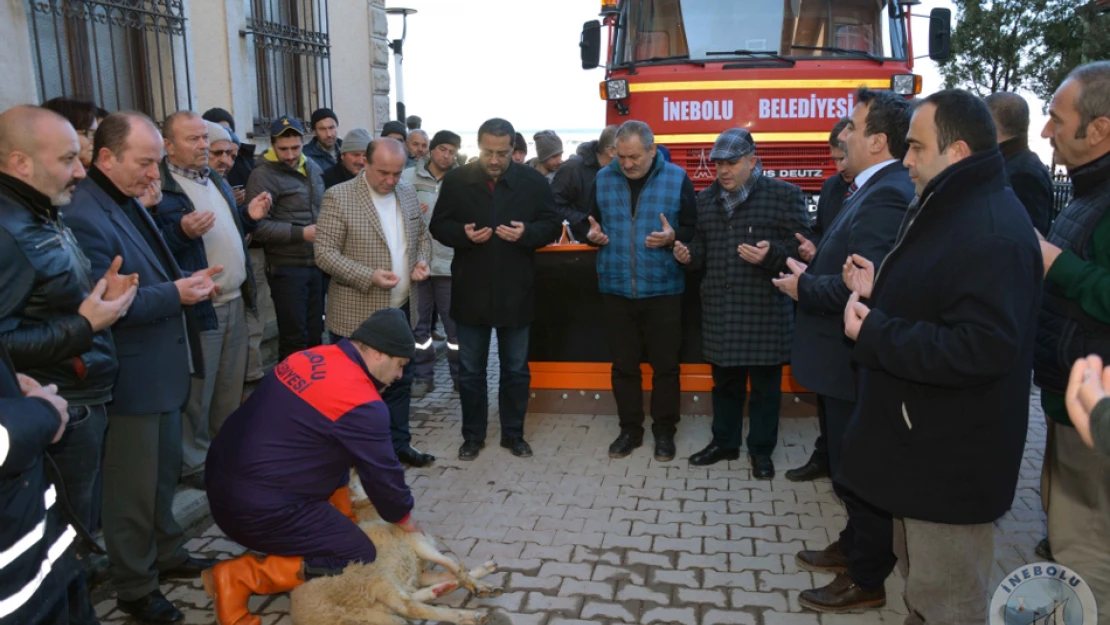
[456,323,531,442]
[267,264,324,361]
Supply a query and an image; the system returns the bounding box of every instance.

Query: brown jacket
[315,173,430,337]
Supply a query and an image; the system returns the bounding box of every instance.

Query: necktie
[845,182,859,199]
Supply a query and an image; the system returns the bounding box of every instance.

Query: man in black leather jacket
[0,105,136,625]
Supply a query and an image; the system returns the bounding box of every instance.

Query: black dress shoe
[654,435,676,462]
[608,432,643,458]
[1035,537,1054,561]
[459,440,484,461]
[689,443,740,466]
[160,556,219,580]
[500,437,533,458]
[751,454,775,479]
[396,445,436,468]
[798,573,885,612]
[116,590,183,623]
[785,451,829,482]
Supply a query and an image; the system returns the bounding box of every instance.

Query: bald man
[60,111,221,623]
[0,104,137,625]
[314,138,435,468]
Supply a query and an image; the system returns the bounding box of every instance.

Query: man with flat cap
[200,308,419,625]
[674,128,811,478]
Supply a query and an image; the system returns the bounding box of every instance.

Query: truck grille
[670,143,834,193]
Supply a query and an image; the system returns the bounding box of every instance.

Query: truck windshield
[614,0,908,64]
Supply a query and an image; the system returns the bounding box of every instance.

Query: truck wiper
[634,55,706,67]
[705,49,794,64]
[790,45,884,65]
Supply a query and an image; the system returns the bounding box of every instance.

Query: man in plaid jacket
[674,129,811,478]
[314,138,434,468]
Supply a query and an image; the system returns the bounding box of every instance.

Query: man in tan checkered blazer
[315,138,434,468]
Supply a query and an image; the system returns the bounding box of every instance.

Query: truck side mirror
[581,20,601,70]
[928,8,952,63]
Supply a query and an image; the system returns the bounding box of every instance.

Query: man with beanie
[402,130,462,397]
[206,121,236,179]
[304,108,341,171]
[202,107,256,189]
[315,138,434,468]
[246,115,327,362]
[513,132,528,164]
[323,127,372,189]
[202,308,419,625]
[430,118,561,461]
[528,130,563,182]
[381,121,407,143]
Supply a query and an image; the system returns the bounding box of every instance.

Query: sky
[386,0,1054,164]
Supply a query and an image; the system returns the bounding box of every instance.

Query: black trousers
[268,264,324,361]
[709,364,782,455]
[821,394,855,475]
[601,293,682,438]
[837,484,896,591]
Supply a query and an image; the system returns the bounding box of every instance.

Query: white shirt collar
[852,159,898,192]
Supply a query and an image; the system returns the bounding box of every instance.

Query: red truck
[579,0,951,209]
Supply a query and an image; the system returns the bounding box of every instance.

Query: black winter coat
[0,343,82,625]
[0,173,118,405]
[1000,137,1055,236]
[430,161,562,328]
[837,149,1044,524]
[551,140,602,226]
[685,176,811,366]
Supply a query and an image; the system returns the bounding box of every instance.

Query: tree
[1030,0,1110,104]
[939,0,1050,96]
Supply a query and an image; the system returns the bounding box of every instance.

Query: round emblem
[990,562,1098,624]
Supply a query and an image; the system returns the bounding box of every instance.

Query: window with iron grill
[245,0,332,138]
[28,0,192,122]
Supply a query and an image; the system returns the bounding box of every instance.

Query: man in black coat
[429,118,561,461]
[550,125,617,230]
[985,92,1055,236]
[839,90,1042,624]
[774,89,915,613]
[786,116,854,482]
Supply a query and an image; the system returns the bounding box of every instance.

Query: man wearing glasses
[430,118,561,461]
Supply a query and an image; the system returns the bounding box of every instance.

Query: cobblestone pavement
[92,347,1049,625]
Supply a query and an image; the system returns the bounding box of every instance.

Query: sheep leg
[409,538,503,598]
[420,561,497,587]
[383,592,488,625]
[410,580,458,602]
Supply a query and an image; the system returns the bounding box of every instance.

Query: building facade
[1,0,393,143]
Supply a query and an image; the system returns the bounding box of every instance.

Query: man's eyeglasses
[81,128,97,140]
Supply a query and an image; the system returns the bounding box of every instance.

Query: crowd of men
[1,57,1108,625]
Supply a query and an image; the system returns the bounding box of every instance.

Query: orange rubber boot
[201,554,304,625]
[328,485,359,523]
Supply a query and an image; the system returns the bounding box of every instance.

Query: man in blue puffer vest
[576,120,696,462]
